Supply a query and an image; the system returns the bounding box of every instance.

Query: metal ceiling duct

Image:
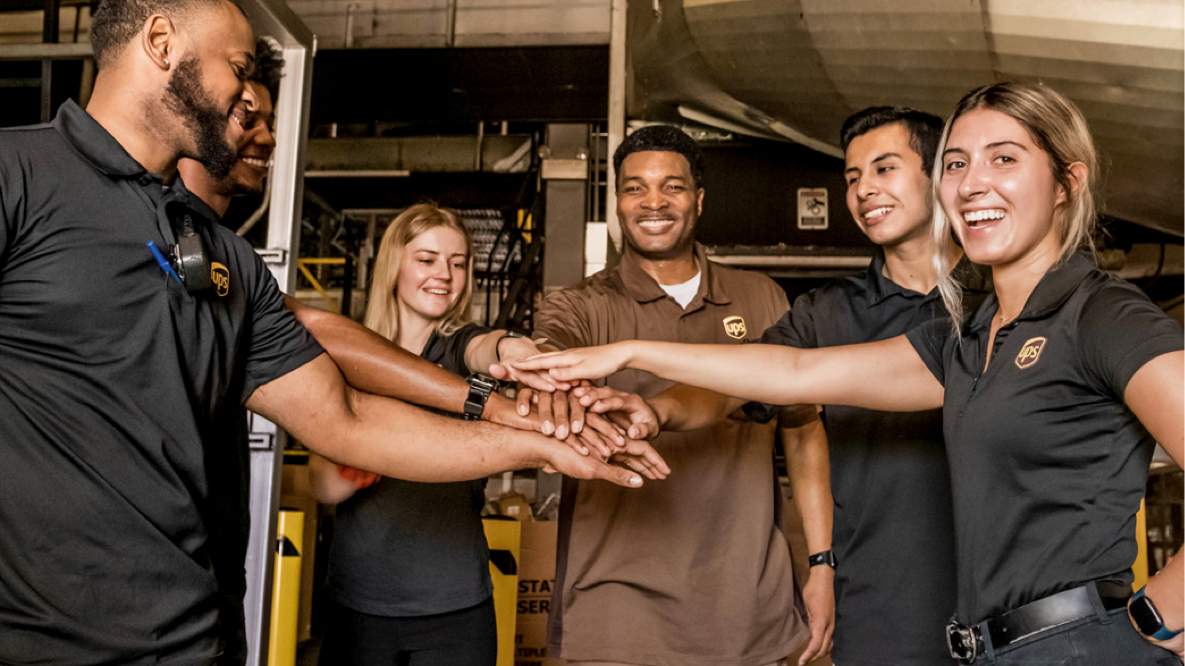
[629,0,1184,237]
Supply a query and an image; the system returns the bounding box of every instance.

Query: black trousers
[317,596,497,666]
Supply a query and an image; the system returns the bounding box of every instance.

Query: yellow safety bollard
[483,517,521,666]
[269,509,304,666]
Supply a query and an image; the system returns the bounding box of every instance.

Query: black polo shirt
[906,252,1183,625]
[325,323,494,618]
[747,253,990,666]
[0,101,324,663]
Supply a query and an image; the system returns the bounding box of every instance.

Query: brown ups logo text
[1015,336,1046,369]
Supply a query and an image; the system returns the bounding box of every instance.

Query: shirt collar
[617,243,731,307]
[963,251,1096,336]
[52,99,149,179]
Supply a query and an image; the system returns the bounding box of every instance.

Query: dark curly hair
[251,38,284,105]
[840,107,944,174]
[613,125,705,188]
[91,0,243,70]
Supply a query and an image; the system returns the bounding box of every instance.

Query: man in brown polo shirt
[534,125,831,666]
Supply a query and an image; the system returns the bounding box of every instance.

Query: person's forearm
[290,385,551,483]
[288,298,471,412]
[619,337,941,412]
[650,384,746,432]
[782,418,832,555]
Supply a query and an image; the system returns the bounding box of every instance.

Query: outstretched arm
[514,335,943,413]
[1125,350,1184,656]
[245,353,652,487]
[286,296,534,431]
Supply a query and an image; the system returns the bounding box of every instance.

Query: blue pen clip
[147,240,182,284]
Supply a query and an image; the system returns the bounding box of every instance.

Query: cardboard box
[515,521,565,666]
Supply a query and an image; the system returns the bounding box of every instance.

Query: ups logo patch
[1015,336,1046,370]
[211,262,230,297]
[723,315,747,340]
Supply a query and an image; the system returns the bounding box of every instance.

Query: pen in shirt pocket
[147,240,182,284]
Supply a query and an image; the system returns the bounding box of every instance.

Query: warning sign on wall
[797,188,828,230]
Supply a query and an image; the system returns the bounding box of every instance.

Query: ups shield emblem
[211,262,230,297]
[723,315,747,340]
[1015,336,1046,370]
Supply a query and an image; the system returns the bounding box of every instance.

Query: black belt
[947,581,1131,664]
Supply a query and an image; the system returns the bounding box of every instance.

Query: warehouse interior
[0,1,1182,665]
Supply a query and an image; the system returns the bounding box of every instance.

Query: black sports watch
[808,550,837,569]
[1130,586,1182,640]
[463,374,500,421]
[495,330,527,362]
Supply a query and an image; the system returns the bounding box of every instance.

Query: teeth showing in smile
[964,209,1005,226]
[863,206,892,220]
[426,288,449,296]
[240,157,269,168]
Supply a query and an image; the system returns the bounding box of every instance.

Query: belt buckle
[946,619,983,664]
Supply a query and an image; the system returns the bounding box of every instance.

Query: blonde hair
[363,203,475,341]
[932,80,1099,332]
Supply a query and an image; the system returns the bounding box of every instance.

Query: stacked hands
[487,337,669,483]
[336,339,668,489]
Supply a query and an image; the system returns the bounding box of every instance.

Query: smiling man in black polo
[751,108,990,666]
[0,1,654,662]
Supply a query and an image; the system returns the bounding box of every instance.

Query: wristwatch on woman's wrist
[495,330,527,362]
[1130,586,1183,640]
[464,374,500,421]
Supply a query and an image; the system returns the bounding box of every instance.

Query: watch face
[1130,595,1165,636]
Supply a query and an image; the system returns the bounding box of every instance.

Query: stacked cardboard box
[514,520,565,666]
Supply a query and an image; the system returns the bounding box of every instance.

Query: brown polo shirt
[536,244,811,666]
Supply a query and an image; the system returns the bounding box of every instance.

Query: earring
[163,58,170,67]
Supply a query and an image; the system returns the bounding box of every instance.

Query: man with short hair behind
[532,125,833,666]
[0,1,660,662]
[175,39,644,663]
[748,107,990,666]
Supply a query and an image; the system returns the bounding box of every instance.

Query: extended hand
[489,336,573,392]
[608,436,670,481]
[540,437,656,488]
[573,385,662,441]
[511,342,632,384]
[797,566,835,664]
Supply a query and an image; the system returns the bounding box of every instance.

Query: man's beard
[164,55,238,179]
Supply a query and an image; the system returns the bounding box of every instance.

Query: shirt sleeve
[533,288,592,350]
[905,318,950,386]
[240,249,325,403]
[422,322,491,376]
[1077,281,1184,400]
[742,292,821,424]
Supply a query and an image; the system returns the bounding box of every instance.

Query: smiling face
[844,122,933,248]
[395,225,470,325]
[225,81,276,195]
[165,1,255,177]
[939,109,1067,270]
[617,150,704,262]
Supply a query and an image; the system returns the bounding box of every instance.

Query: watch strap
[808,550,837,568]
[495,330,527,362]
[463,374,499,421]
